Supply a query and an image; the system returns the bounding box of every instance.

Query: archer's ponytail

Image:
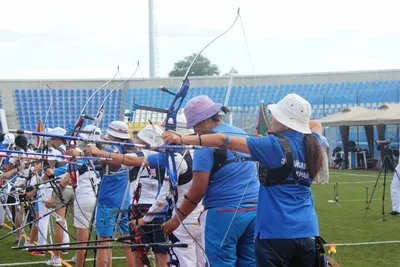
[303,134,323,180]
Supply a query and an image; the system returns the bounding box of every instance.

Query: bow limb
[65,68,121,264]
[90,61,140,135]
[75,66,120,125]
[160,9,240,267]
[130,152,151,265]
[35,85,53,179]
[67,117,84,187]
[163,5,241,209]
[134,229,151,266]
[44,85,54,129]
[164,8,240,132]
[218,10,263,250]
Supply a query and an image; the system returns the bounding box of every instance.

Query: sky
[1,0,400,79]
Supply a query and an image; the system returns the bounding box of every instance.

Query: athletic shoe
[30,251,45,256]
[70,256,76,263]
[388,211,400,215]
[61,250,68,255]
[46,257,62,267]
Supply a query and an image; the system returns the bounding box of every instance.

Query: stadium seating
[125,81,400,114]
[13,79,400,150]
[14,89,123,131]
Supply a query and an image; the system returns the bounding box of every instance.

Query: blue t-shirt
[147,153,168,170]
[98,145,131,208]
[193,123,259,208]
[246,131,319,239]
[147,153,176,185]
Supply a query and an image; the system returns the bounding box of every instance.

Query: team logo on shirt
[294,160,310,179]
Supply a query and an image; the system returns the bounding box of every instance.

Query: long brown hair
[303,134,323,180]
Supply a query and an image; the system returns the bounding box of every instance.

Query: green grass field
[0,169,399,266]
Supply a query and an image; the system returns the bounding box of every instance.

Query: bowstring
[70,67,125,244]
[218,11,260,249]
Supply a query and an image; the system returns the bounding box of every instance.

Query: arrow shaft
[7,132,203,150]
[0,149,111,161]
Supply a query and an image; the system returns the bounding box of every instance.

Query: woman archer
[162,94,324,267]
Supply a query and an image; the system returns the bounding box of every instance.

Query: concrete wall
[3,68,400,90]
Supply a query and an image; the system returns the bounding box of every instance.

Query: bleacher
[14,89,123,131]
[13,79,400,148]
[125,80,400,114]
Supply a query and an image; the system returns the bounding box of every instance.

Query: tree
[168,53,220,77]
[223,67,239,76]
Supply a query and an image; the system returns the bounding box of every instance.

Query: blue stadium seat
[12,80,398,131]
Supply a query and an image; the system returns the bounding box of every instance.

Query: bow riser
[164,80,190,132]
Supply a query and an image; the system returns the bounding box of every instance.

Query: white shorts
[73,196,96,229]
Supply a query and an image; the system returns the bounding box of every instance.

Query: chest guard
[129,151,165,183]
[177,151,193,186]
[258,136,310,187]
[210,148,252,176]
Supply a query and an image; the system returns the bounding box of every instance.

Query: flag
[256,101,270,136]
[35,120,44,148]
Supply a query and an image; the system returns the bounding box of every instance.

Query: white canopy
[320,106,373,126]
[320,104,400,126]
[355,103,400,125]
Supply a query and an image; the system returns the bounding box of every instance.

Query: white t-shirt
[143,150,204,224]
[128,150,160,205]
[75,148,100,199]
[76,170,99,199]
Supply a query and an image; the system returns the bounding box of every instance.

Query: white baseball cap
[268,94,312,134]
[137,125,164,146]
[106,121,130,140]
[79,125,102,141]
[2,133,15,145]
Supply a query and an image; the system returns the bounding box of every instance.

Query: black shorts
[6,195,17,230]
[255,238,316,267]
[129,204,168,254]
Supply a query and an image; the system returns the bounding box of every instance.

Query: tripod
[364,145,398,220]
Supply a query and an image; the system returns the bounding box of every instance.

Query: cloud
[157,25,222,38]
[1,0,400,79]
